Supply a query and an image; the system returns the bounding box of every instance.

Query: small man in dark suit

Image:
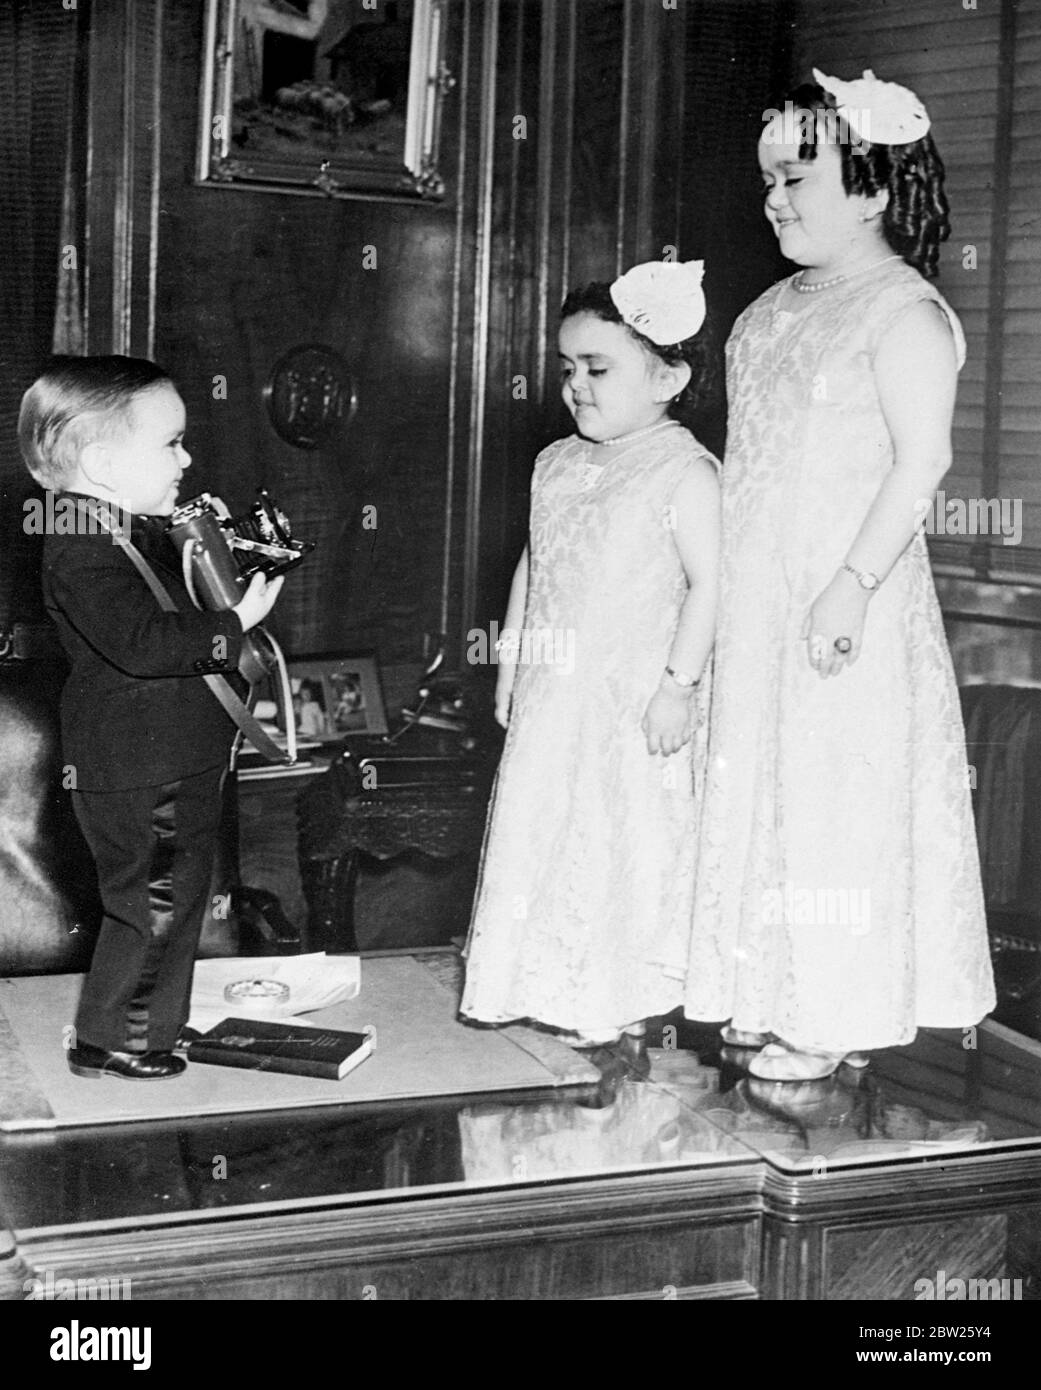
[18,356,283,1079]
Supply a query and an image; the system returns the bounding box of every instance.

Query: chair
[0,653,254,974]
[960,683,1041,1038]
[0,658,99,975]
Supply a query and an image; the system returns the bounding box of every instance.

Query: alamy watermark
[761,881,871,935]
[467,620,576,676]
[915,493,1022,545]
[914,1269,1022,1301]
[762,101,871,150]
[25,1269,132,1300]
[23,494,131,543]
[49,1320,150,1370]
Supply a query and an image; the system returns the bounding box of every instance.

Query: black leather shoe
[67,1044,186,1080]
[174,1026,202,1052]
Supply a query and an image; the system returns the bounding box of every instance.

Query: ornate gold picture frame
[197,0,452,202]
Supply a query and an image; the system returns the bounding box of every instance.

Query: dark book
[187,1017,373,1080]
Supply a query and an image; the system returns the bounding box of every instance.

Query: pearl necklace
[595,419,679,448]
[578,419,679,491]
[793,254,901,294]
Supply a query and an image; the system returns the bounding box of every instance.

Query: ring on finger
[834,636,853,655]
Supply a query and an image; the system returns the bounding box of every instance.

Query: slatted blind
[1000,0,1041,573]
[792,0,1041,576]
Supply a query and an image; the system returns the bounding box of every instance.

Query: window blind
[792,0,1041,576]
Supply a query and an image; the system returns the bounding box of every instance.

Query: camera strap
[106,525,292,765]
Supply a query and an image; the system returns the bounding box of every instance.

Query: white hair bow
[609,260,706,346]
[812,67,931,146]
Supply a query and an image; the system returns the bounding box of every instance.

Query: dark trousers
[72,766,226,1053]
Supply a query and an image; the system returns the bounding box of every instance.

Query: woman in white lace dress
[461,262,720,1048]
[685,70,995,1080]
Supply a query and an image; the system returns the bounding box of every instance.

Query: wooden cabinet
[6,1154,1041,1301]
[5,1099,1040,1300]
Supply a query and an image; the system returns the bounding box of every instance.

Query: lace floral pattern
[685,262,996,1051]
[461,428,718,1034]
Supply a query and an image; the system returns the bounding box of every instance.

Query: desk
[234,758,330,952]
[2,980,1039,1301]
[299,737,493,952]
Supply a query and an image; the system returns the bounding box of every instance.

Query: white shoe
[749,1043,870,1082]
[557,1027,621,1049]
[720,1026,770,1049]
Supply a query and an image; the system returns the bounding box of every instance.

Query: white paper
[188,953,361,1033]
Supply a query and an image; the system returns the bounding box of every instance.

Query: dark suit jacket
[42,495,245,791]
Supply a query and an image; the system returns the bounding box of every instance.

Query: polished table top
[3,968,1040,1238]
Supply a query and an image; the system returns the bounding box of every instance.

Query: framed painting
[197,0,453,201]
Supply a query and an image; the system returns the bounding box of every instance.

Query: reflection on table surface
[666,1018,1041,1173]
[458,1056,741,1186]
[3,1018,1039,1232]
[0,1054,751,1233]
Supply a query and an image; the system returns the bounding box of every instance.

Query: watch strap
[842,562,880,590]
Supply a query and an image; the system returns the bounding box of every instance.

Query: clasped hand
[642,685,697,756]
[801,572,872,679]
[496,671,697,753]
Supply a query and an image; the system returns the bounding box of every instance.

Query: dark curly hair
[781,81,950,280]
[559,280,718,426]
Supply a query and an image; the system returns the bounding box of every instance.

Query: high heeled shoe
[720,1026,771,1049]
[558,1018,648,1050]
[748,1043,869,1082]
[557,1027,622,1049]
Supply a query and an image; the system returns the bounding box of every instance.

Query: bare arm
[804,299,960,678]
[494,543,529,728]
[664,458,721,681]
[501,542,530,635]
[847,299,958,578]
[642,458,721,754]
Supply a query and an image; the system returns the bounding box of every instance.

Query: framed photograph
[197,0,453,201]
[281,652,389,741]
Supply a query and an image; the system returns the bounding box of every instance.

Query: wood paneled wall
[1,0,794,686]
[145,0,794,674]
[152,0,487,677]
[469,0,794,643]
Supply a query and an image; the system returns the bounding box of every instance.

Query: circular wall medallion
[264,344,358,450]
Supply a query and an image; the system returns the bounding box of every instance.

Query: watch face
[862,573,880,590]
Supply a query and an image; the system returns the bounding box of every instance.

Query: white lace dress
[461,427,718,1034]
[685,262,996,1052]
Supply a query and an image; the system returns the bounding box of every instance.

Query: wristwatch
[665,665,699,688]
[841,561,880,591]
